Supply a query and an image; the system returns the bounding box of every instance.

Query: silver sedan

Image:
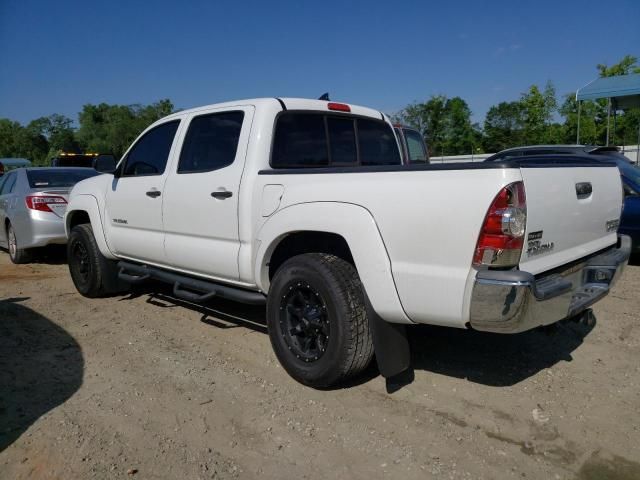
[0,167,100,263]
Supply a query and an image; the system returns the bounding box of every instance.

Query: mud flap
[364,293,413,391]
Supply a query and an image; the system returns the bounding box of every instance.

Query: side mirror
[95,154,117,174]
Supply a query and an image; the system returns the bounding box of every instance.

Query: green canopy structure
[575,73,640,161]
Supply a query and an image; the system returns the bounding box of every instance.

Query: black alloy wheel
[280,282,330,363]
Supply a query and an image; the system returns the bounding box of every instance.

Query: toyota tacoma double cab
[64,97,630,388]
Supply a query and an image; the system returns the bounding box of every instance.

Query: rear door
[104,119,182,264]
[518,162,623,274]
[162,106,253,281]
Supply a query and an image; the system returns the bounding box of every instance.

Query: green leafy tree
[396,95,448,156]
[442,97,480,155]
[76,99,174,158]
[520,82,557,145]
[483,101,523,152]
[597,55,640,77]
[0,118,49,165]
[396,95,479,156]
[28,114,80,163]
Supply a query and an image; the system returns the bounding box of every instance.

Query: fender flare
[64,194,117,260]
[255,202,412,324]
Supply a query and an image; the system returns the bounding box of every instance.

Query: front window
[121,120,180,176]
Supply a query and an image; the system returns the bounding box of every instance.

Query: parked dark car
[486,145,640,252]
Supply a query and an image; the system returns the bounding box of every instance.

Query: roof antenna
[318,92,330,101]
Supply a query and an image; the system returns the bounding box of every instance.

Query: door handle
[146,190,161,198]
[211,191,233,199]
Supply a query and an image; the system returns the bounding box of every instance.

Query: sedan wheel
[6,224,32,264]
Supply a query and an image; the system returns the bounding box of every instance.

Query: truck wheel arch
[255,202,412,324]
[65,195,117,260]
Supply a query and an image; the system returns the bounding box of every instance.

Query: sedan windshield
[26,169,100,188]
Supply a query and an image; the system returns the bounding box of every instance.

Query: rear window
[358,118,400,166]
[271,112,400,168]
[27,169,99,188]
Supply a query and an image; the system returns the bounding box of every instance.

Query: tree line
[0,100,174,166]
[395,55,640,156]
[1,56,639,165]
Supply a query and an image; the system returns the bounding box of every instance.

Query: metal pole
[576,100,582,144]
[606,98,611,146]
[637,120,639,165]
[612,104,617,146]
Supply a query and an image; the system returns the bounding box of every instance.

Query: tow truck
[51,152,116,173]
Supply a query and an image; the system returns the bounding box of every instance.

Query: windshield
[27,169,100,188]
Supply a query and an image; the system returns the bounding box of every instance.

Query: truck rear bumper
[469,235,631,334]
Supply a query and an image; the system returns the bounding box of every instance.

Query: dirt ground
[1,250,639,480]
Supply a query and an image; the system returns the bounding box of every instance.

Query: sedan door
[104,119,182,264]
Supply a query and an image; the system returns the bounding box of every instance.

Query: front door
[104,119,181,264]
[162,106,253,281]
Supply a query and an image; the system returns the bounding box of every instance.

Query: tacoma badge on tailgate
[527,230,554,257]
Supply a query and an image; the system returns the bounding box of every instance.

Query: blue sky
[1,0,638,125]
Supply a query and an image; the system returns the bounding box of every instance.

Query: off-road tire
[267,253,374,388]
[7,223,32,264]
[67,224,125,298]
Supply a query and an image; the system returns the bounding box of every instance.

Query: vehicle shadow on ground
[33,245,68,265]
[409,320,594,387]
[119,283,593,389]
[121,283,381,387]
[0,246,68,265]
[0,297,84,452]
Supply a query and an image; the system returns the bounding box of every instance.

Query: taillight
[25,195,67,212]
[473,182,526,268]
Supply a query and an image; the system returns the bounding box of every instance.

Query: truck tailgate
[518,164,622,274]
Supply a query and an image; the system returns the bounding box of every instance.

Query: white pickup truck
[64,97,630,388]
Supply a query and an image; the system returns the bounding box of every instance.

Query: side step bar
[117,261,266,305]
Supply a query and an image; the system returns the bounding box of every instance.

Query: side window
[178,111,244,174]
[0,173,16,195]
[327,117,357,165]
[122,120,180,177]
[404,129,428,164]
[272,114,328,168]
[358,118,402,166]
